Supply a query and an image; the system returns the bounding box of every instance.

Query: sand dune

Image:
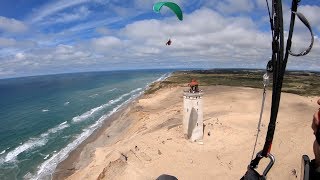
[55,86,318,180]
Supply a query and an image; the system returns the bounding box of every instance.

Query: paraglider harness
[166,39,172,46]
[241,0,314,179]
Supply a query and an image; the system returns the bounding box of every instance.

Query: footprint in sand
[139,152,152,161]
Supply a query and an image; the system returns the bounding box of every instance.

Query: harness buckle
[261,152,275,176]
[242,151,275,180]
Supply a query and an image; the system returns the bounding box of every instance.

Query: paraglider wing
[153,2,183,21]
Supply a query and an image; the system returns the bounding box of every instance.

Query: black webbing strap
[288,11,314,56]
[249,0,313,169]
[261,0,314,157]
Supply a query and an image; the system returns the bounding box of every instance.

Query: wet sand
[54,85,318,180]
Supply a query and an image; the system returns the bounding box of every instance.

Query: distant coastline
[147,69,320,96]
[1,68,319,81]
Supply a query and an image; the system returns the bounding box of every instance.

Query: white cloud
[116,7,318,69]
[0,16,28,33]
[0,68,15,76]
[0,37,16,47]
[14,8,318,74]
[0,3,319,78]
[42,6,91,25]
[29,0,92,23]
[134,0,184,10]
[95,27,111,35]
[0,37,36,48]
[0,44,93,77]
[66,17,121,32]
[299,5,320,32]
[15,52,26,60]
[121,8,267,55]
[91,36,122,52]
[255,0,267,9]
[216,0,255,14]
[203,0,255,14]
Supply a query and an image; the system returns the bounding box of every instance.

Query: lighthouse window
[187,108,188,112]
[197,102,198,105]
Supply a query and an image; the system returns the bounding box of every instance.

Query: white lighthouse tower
[183,80,203,142]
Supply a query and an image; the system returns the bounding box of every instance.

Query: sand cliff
[54,86,318,180]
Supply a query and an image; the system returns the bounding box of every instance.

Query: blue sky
[0,0,319,78]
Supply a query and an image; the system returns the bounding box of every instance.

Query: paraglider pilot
[166,39,172,46]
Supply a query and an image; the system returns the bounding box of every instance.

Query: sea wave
[31,90,141,180]
[88,88,116,98]
[72,88,142,123]
[4,139,47,163]
[0,150,6,155]
[89,93,99,98]
[144,72,172,92]
[155,72,171,82]
[2,122,70,163]
[43,154,50,160]
[71,105,104,123]
[108,88,117,92]
[40,121,69,137]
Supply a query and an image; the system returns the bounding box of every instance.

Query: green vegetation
[145,81,164,95]
[146,69,320,96]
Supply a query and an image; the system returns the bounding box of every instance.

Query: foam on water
[108,88,117,92]
[40,121,69,137]
[144,72,171,90]
[155,72,171,82]
[89,94,99,98]
[31,88,142,180]
[0,150,6,155]
[4,139,47,163]
[41,109,49,112]
[2,122,70,163]
[72,88,142,123]
[71,105,104,122]
[43,155,49,160]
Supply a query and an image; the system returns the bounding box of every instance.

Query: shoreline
[53,84,318,179]
[52,98,137,179]
[51,74,172,179]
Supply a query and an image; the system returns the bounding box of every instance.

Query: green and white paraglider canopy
[153,2,183,21]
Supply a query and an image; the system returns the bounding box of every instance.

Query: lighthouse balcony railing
[183,90,203,97]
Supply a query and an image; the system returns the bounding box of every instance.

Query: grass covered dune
[146,69,320,96]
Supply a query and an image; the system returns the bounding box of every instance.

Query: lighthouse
[183,79,204,142]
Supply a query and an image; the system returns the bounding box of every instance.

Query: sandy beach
[53,85,318,180]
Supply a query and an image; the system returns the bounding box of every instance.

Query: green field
[146,69,320,96]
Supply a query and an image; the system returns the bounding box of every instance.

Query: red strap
[268,143,272,154]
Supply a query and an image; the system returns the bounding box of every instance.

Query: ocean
[0,69,171,180]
